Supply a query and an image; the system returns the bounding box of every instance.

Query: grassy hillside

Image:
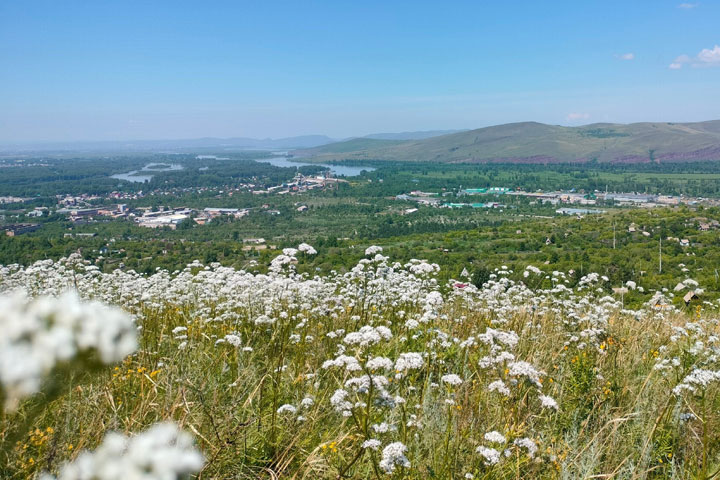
[2,253,720,478]
[363,129,466,140]
[299,121,720,164]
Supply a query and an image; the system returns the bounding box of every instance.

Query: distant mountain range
[0,135,336,153]
[296,121,720,164]
[0,130,463,153]
[5,123,720,163]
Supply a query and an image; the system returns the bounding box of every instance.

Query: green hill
[297,120,720,164]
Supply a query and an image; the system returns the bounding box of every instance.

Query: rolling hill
[294,121,720,164]
[362,129,466,140]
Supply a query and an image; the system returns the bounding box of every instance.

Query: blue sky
[1,1,719,141]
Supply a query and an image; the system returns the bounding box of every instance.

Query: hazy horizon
[2,1,720,142]
[4,120,720,148]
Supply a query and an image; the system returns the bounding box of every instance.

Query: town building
[3,223,40,236]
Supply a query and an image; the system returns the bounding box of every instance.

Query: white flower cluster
[524,265,542,277]
[513,437,538,457]
[475,432,540,467]
[276,396,315,422]
[343,325,392,348]
[215,333,242,347]
[379,441,410,473]
[476,445,501,465]
[673,368,720,396]
[322,354,362,371]
[487,380,510,396]
[362,438,382,450]
[39,422,204,480]
[277,404,297,414]
[394,352,424,372]
[0,290,137,411]
[653,318,720,397]
[440,373,463,386]
[269,254,295,273]
[367,356,394,371]
[483,431,506,444]
[330,388,353,416]
[297,243,317,255]
[539,394,559,410]
[507,360,545,387]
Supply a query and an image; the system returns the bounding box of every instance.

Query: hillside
[3,250,720,478]
[297,120,720,164]
[363,129,466,140]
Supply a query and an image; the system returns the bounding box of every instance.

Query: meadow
[1,247,719,479]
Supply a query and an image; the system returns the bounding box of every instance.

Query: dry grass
[2,291,719,479]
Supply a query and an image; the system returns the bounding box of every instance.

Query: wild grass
[1,255,719,479]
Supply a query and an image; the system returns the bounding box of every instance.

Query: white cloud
[616,53,635,61]
[669,45,720,69]
[566,112,590,121]
[678,2,699,8]
[697,45,720,64]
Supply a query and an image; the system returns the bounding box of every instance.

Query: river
[111,163,184,182]
[253,157,375,176]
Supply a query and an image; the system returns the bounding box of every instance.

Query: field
[2,249,720,478]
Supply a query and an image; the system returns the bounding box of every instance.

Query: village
[0,170,343,234]
[49,203,304,230]
[395,186,720,210]
[3,177,720,242]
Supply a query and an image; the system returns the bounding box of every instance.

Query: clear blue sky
[1,1,719,141]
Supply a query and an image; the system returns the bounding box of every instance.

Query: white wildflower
[440,374,463,386]
[330,389,352,414]
[344,326,392,347]
[0,291,137,411]
[487,380,510,396]
[41,423,203,480]
[367,356,394,371]
[513,437,537,458]
[476,446,501,465]
[277,404,297,414]
[223,334,242,347]
[395,352,424,372]
[362,439,381,450]
[298,243,317,255]
[539,394,559,410]
[507,361,544,386]
[379,442,410,474]
[483,431,506,444]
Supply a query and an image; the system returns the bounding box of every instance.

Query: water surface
[254,157,375,176]
[111,163,184,182]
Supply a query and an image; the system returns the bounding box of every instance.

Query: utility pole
[659,236,662,274]
[613,222,616,250]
